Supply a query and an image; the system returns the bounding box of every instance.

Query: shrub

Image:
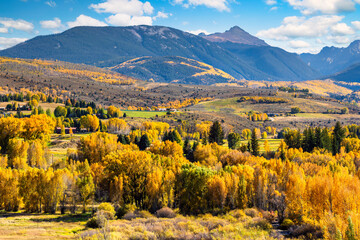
[245,208,259,218]
[280,219,294,230]
[86,217,100,228]
[251,218,273,231]
[290,224,323,239]
[228,209,246,219]
[156,207,176,218]
[97,203,115,220]
[123,212,138,220]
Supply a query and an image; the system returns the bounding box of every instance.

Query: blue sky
[1,0,360,53]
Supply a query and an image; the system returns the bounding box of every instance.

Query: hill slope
[219,42,320,81]
[110,56,236,85]
[0,25,319,82]
[325,62,360,83]
[201,26,268,46]
[301,40,360,75]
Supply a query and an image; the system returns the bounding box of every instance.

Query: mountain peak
[201,26,268,46]
[228,26,244,32]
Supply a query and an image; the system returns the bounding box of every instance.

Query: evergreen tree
[228,132,240,149]
[251,128,259,156]
[314,127,322,148]
[138,134,151,150]
[332,122,345,155]
[208,121,224,145]
[346,216,356,240]
[321,127,332,152]
[183,137,194,162]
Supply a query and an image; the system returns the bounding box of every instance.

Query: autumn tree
[107,106,122,118]
[76,160,95,213]
[80,114,99,132]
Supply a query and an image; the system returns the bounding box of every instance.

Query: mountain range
[0,25,320,83]
[0,25,359,85]
[301,40,360,75]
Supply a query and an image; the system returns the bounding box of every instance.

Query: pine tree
[228,133,240,149]
[321,127,332,152]
[209,121,224,145]
[332,122,345,155]
[251,128,259,156]
[345,216,356,240]
[138,134,150,150]
[183,137,194,161]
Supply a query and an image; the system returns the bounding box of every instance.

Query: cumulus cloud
[0,28,8,33]
[153,11,171,20]
[0,37,27,50]
[256,15,344,40]
[173,0,230,12]
[186,29,210,35]
[90,0,154,16]
[40,18,63,29]
[285,0,356,15]
[106,14,152,26]
[0,18,34,33]
[90,0,159,26]
[331,23,354,35]
[352,21,360,30]
[327,35,351,44]
[289,40,311,48]
[67,15,108,28]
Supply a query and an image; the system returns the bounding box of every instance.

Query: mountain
[325,62,360,83]
[218,42,320,81]
[0,25,319,82]
[110,56,236,85]
[300,40,360,75]
[201,26,268,46]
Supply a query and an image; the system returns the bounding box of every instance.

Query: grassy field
[0,213,88,240]
[0,209,274,240]
[190,92,347,115]
[122,110,167,118]
[239,139,282,152]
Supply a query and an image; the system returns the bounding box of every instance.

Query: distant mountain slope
[218,42,320,81]
[0,25,319,82]
[325,62,360,83]
[301,40,360,75]
[201,26,268,46]
[110,56,236,85]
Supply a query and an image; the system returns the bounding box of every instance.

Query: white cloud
[327,35,351,44]
[0,37,27,50]
[153,11,171,20]
[266,0,277,5]
[289,40,311,48]
[352,21,360,30]
[270,6,278,11]
[67,15,108,28]
[331,23,354,35]
[285,0,356,15]
[106,14,153,26]
[257,15,344,40]
[45,0,56,7]
[40,18,63,29]
[90,0,154,16]
[186,29,210,35]
[0,28,8,33]
[0,18,34,33]
[174,0,230,12]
